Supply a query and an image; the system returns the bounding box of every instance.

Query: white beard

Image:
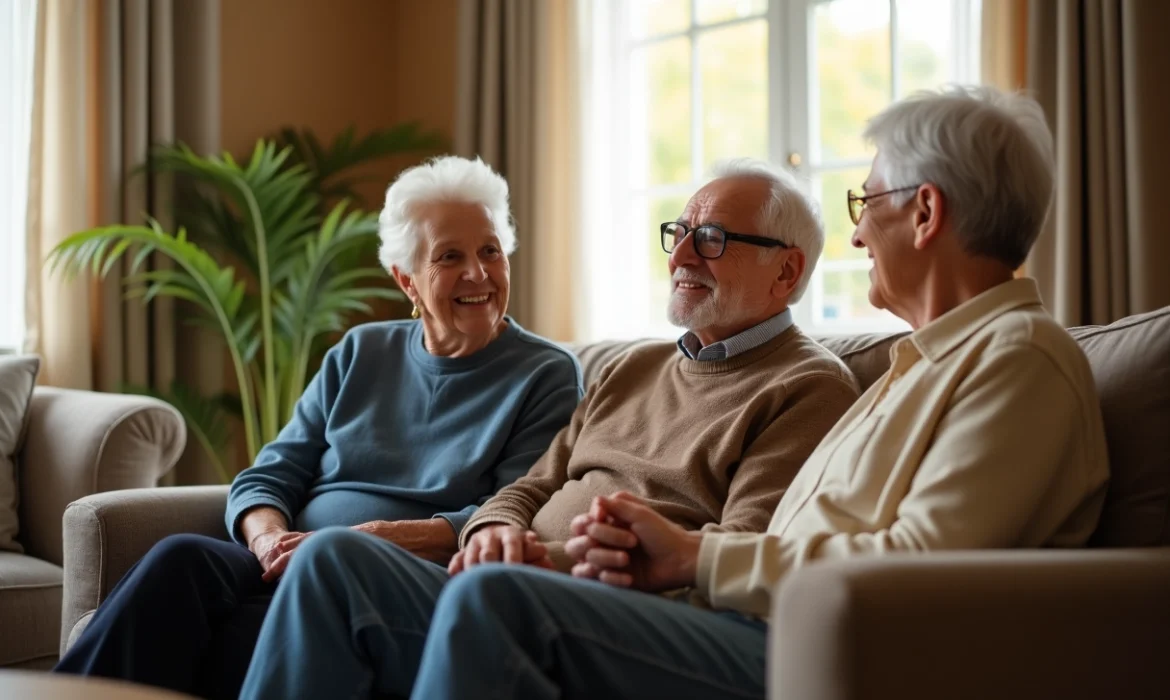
[667,274,751,331]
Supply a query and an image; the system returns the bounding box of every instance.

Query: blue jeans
[239,527,766,700]
[239,527,449,699]
[411,564,768,700]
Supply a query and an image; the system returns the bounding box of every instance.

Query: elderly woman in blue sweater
[54,156,583,699]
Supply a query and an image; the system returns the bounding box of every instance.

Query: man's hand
[448,524,554,575]
[250,529,313,583]
[566,492,702,592]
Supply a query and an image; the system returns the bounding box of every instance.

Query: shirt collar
[906,277,1044,363]
[677,308,795,361]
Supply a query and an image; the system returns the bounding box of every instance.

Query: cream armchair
[0,388,184,669]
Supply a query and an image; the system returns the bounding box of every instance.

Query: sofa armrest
[770,549,1170,700]
[60,485,230,654]
[19,387,186,566]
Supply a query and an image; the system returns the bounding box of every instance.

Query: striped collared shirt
[677,308,795,361]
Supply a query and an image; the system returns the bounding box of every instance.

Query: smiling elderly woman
[53,156,583,699]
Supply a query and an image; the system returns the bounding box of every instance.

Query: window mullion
[689,0,703,182]
[890,0,901,100]
[783,0,816,329]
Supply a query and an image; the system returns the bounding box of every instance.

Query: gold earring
[411,304,421,319]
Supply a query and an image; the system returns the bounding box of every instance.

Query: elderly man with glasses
[236,158,861,699]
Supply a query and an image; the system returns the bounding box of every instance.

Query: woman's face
[395,200,510,351]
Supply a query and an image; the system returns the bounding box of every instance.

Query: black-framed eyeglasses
[660,222,789,260]
[847,185,922,225]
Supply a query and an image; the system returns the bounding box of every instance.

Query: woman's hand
[567,493,702,592]
[351,519,458,564]
[449,524,554,575]
[250,529,313,583]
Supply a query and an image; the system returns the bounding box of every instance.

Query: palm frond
[277,122,446,207]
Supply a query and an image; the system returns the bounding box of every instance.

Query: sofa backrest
[567,305,1170,547]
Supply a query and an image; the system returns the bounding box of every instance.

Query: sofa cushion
[0,356,40,554]
[813,333,905,392]
[1069,307,1170,547]
[0,550,63,667]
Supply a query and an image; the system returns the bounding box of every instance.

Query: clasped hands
[451,491,702,593]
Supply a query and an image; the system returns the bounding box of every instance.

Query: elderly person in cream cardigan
[406,86,1111,699]
[53,156,583,699]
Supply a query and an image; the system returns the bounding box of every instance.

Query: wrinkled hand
[566,492,701,592]
[250,529,313,583]
[448,524,554,575]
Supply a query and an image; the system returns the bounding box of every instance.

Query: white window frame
[578,0,981,342]
[0,0,40,353]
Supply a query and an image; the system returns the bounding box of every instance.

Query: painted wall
[220,0,457,205]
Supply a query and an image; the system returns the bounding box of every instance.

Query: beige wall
[220,0,457,205]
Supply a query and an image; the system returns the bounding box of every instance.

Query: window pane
[697,0,767,24]
[630,38,692,187]
[897,0,952,96]
[630,0,690,39]
[817,167,870,262]
[636,194,687,332]
[700,20,768,168]
[814,0,890,163]
[818,269,890,324]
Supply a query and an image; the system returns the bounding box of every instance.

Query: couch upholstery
[61,306,1170,697]
[0,388,185,669]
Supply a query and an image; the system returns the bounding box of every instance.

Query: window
[0,1,39,352]
[579,0,981,341]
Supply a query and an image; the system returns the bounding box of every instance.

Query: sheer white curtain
[0,1,39,352]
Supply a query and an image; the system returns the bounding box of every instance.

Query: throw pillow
[0,355,40,553]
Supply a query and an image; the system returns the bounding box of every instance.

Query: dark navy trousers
[54,534,275,699]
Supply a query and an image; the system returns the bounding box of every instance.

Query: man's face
[666,177,786,344]
[850,155,919,313]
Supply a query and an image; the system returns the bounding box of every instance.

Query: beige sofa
[0,388,185,669]
[60,305,1170,698]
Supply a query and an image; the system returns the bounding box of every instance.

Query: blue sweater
[225,318,583,543]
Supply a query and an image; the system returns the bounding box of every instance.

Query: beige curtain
[1020,0,1170,325]
[25,0,222,483]
[455,0,581,341]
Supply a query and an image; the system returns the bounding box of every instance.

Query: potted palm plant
[47,124,443,482]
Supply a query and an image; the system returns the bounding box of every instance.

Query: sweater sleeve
[224,338,350,544]
[702,373,860,534]
[696,346,1087,618]
[433,355,584,538]
[458,358,616,547]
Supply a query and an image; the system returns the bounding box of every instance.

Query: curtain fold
[1022,0,1170,325]
[455,0,581,340]
[25,0,222,483]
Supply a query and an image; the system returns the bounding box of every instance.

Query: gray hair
[378,155,517,273]
[863,85,1055,268]
[707,158,824,303]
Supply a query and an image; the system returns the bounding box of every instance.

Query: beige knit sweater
[460,326,861,568]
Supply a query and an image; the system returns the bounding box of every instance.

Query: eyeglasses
[847,185,922,225]
[660,222,789,260]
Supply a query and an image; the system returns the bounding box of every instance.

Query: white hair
[707,158,824,303]
[378,155,517,273]
[863,85,1055,268]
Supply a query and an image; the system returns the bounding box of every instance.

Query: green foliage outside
[46,124,444,482]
